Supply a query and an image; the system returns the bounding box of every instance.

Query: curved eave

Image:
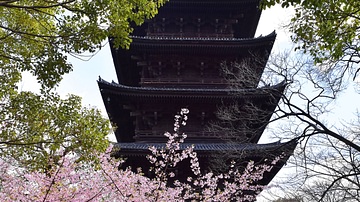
[114,140,297,186]
[113,140,297,158]
[124,32,276,55]
[98,79,285,100]
[109,32,276,86]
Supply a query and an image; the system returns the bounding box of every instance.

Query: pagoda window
[183,23,196,36]
[147,23,157,35]
[149,61,163,78]
[182,65,199,81]
[203,65,219,78]
[158,66,162,76]
[179,18,184,34]
[196,18,202,36]
[141,67,147,78]
[200,62,205,77]
[134,111,144,131]
[202,22,214,36]
[161,18,166,34]
[166,23,178,36]
[147,18,164,36]
[141,116,151,130]
[201,112,206,126]
[214,19,234,37]
[154,111,158,125]
[162,64,175,78]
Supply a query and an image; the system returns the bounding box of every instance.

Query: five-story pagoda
[98,0,296,189]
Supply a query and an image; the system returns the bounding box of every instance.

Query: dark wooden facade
[98,0,296,190]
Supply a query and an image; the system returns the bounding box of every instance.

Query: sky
[19,3,360,200]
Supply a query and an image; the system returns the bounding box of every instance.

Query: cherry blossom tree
[0,109,280,201]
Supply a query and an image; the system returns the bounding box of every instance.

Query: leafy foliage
[261,0,360,78]
[0,0,166,172]
[0,91,110,171]
[0,0,167,89]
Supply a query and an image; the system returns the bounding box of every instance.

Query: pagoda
[98,0,296,190]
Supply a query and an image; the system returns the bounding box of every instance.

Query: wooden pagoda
[98,0,296,190]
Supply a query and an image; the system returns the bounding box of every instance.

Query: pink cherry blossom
[0,109,281,201]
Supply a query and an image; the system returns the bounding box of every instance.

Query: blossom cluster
[0,108,280,201]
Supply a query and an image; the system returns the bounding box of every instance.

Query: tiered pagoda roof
[113,140,297,185]
[114,141,295,157]
[98,77,284,100]
[110,32,275,87]
[116,32,275,54]
[98,0,296,193]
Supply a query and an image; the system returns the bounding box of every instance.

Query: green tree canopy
[0,0,167,171]
[0,0,167,89]
[261,0,360,80]
[0,91,111,171]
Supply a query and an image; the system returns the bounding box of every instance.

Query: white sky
[18,4,360,200]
